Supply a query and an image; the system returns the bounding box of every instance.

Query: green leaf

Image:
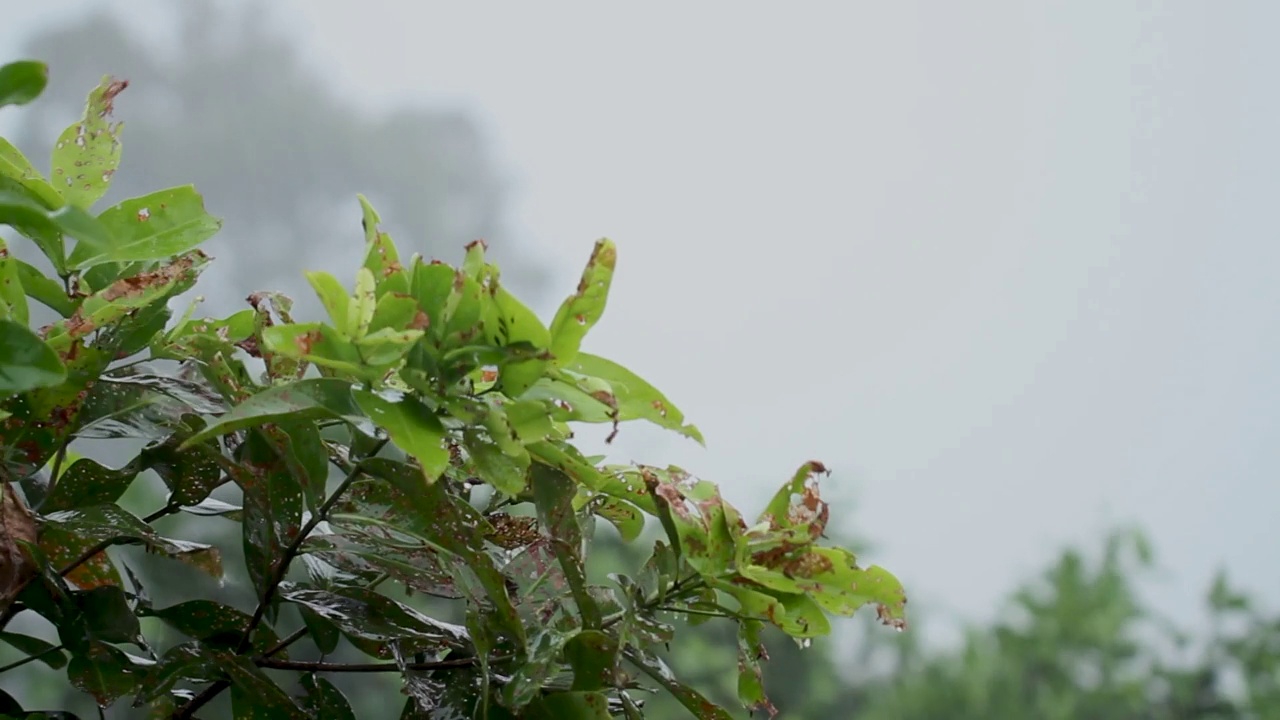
[43,251,208,354]
[549,239,616,368]
[14,258,75,316]
[299,674,356,720]
[141,426,225,506]
[0,631,67,669]
[69,585,143,647]
[68,185,222,269]
[568,353,703,443]
[217,653,309,720]
[624,646,734,720]
[527,692,614,720]
[0,60,48,108]
[306,270,352,336]
[41,457,138,512]
[134,641,221,705]
[278,584,469,648]
[0,238,29,324]
[564,630,619,692]
[144,599,281,654]
[350,267,376,338]
[41,503,223,580]
[463,431,529,495]
[0,319,65,395]
[531,463,602,629]
[66,641,141,709]
[50,76,127,210]
[492,285,551,397]
[351,389,449,480]
[182,377,365,448]
[299,606,341,655]
[0,138,63,211]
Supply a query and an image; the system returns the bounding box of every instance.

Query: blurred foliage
[0,61,905,718]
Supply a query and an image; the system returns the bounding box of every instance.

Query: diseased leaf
[182,377,365,448]
[143,599,281,654]
[568,353,703,444]
[41,504,222,580]
[41,457,138,512]
[625,646,734,720]
[68,185,222,269]
[50,75,127,210]
[548,239,616,368]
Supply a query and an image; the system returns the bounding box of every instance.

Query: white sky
[5,2,1278,646]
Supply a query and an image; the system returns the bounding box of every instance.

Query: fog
[4,1,1276,651]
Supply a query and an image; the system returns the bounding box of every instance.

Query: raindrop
[64,177,72,186]
[799,638,812,649]
[136,208,150,222]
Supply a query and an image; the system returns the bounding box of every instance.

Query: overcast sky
[4,2,1277,647]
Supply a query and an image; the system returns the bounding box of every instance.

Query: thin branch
[256,654,485,673]
[0,644,65,674]
[174,438,388,720]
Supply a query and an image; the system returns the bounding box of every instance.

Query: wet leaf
[735,620,774,717]
[41,503,222,580]
[299,674,356,720]
[68,186,221,269]
[279,583,469,649]
[0,319,64,395]
[531,463,601,629]
[68,585,142,647]
[67,641,142,708]
[234,430,304,599]
[41,457,138,512]
[624,646,733,720]
[134,641,220,704]
[143,599,281,654]
[217,652,308,720]
[299,605,341,654]
[549,239,616,368]
[182,377,365,448]
[50,75,127,210]
[0,60,48,108]
[564,630,619,692]
[141,427,225,506]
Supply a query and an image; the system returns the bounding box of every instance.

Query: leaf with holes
[50,75,127,210]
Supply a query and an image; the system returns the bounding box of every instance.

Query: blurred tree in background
[12,0,545,319]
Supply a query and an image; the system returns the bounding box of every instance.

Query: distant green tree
[850,530,1280,719]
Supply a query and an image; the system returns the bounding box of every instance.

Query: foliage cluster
[0,61,905,718]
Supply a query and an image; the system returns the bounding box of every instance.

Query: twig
[174,438,387,719]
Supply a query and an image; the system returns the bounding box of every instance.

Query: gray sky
[4,2,1277,646]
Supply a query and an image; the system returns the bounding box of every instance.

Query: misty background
[1,2,1276,716]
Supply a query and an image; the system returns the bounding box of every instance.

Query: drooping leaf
[40,504,222,580]
[41,457,138,512]
[50,76,127,210]
[531,463,601,629]
[0,319,65,395]
[66,641,143,709]
[232,430,305,599]
[567,353,703,443]
[0,60,48,108]
[624,646,734,720]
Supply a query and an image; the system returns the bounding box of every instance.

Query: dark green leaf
[144,599,281,654]
[0,60,48,107]
[41,457,137,512]
[298,674,356,720]
[279,583,468,648]
[233,430,304,599]
[527,692,613,720]
[66,641,141,708]
[0,319,65,395]
[182,377,365,448]
[299,606,341,655]
[564,630,619,692]
[0,631,67,669]
[217,653,308,720]
[69,585,142,647]
[624,646,734,720]
[41,503,222,580]
[134,641,220,704]
[531,463,601,629]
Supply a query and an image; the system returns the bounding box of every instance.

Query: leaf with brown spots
[549,238,616,368]
[50,75,127,210]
